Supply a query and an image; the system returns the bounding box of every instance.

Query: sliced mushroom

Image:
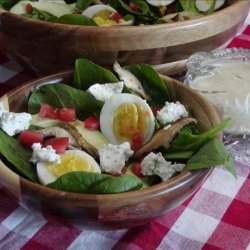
[66,125,98,157]
[134,117,197,158]
[37,127,78,146]
[113,61,151,100]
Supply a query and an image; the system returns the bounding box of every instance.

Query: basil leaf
[124,63,171,105]
[0,130,38,182]
[47,171,143,194]
[53,14,97,26]
[28,83,103,119]
[186,138,237,178]
[169,118,233,153]
[73,58,119,90]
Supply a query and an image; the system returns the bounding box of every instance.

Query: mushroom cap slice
[134,117,197,158]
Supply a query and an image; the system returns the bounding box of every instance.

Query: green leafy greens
[47,171,143,194]
[0,130,38,182]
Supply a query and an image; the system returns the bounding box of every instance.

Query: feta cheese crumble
[30,143,60,164]
[98,142,134,174]
[141,152,185,181]
[87,82,124,102]
[157,101,188,125]
[0,112,32,136]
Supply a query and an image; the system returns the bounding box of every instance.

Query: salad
[1,0,227,26]
[0,59,236,194]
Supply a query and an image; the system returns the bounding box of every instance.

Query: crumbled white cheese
[0,112,32,136]
[0,102,7,118]
[141,152,185,181]
[87,82,124,102]
[98,142,134,174]
[157,101,188,125]
[30,143,60,164]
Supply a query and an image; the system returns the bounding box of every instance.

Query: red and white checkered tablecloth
[0,17,250,250]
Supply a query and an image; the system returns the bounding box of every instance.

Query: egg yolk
[48,153,96,178]
[113,102,150,143]
[93,10,117,26]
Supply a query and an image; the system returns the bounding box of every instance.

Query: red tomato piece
[131,132,143,150]
[112,167,126,177]
[25,3,33,13]
[129,2,140,12]
[43,137,69,154]
[39,104,60,120]
[59,108,76,122]
[131,163,144,178]
[111,12,123,23]
[152,107,160,117]
[19,130,44,148]
[84,116,100,130]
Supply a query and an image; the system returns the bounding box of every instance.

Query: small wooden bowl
[0,71,220,229]
[0,0,249,75]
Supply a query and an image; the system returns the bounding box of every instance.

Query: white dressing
[189,62,250,134]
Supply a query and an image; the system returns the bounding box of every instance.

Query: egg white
[82,4,116,18]
[196,0,225,12]
[146,0,175,7]
[37,150,101,185]
[100,93,155,145]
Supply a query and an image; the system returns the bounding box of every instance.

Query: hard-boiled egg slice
[82,4,133,26]
[146,0,175,7]
[37,150,101,185]
[196,0,225,12]
[100,93,155,145]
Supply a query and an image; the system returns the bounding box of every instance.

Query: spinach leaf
[47,171,143,194]
[75,0,94,10]
[169,118,233,153]
[28,83,103,119]
[52,14,97,26]
[124,63,171,105]
[178,0,197,12]
[73,58,119,90]
[186,138,236,178]
[0,0,18,10]
[0,130,38,182]
[22,7,56,21]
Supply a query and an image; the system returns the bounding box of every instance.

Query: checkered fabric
[0,19,250,250]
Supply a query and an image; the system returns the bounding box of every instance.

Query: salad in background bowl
[2,0,227,26]
[0,59,235,228]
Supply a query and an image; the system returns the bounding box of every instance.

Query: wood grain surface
[0,0,249,75]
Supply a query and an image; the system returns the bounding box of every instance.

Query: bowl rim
[0,70,217,200]
[0,0,248,32]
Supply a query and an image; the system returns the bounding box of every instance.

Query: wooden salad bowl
[0,71,220,229]
[0,0,249,76]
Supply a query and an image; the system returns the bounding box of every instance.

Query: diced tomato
[112,167,126,177]
[129,2,140,12]
[84,116,100,130]
[19,130,44,148]
[25,3,33,13]
[131,163,144,178]
[152,107,160,117]
[59,108,76,122]
[131,132,143,150]
[39,104,60,120]
[111,12,123,23]
[43,137,69,154]
[166,3,176,14]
